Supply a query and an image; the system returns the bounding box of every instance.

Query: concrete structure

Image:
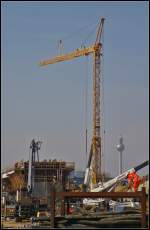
[2,160,75,199]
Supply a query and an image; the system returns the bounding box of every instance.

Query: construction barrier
[50,187,147,228]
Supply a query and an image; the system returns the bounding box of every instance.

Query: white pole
[119,151,122,175]
[2,196,5,205]
[16,190,19,202]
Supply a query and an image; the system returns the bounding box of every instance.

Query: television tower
[116,136,125,174]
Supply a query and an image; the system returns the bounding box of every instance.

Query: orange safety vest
[127,172,141,192]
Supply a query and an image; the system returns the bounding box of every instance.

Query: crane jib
[39,44,101,67]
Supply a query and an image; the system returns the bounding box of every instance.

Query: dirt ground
[1,219,31,229]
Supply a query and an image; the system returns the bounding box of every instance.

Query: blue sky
[1,1,149,176]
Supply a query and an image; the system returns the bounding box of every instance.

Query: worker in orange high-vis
[127,171,141,192]
[133,173,141,192]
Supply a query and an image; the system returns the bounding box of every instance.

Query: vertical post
[51,188,55,228]
[61,195,65,216]
[66,198,70,215]
[141,187,146,228]
[119,151,122,175]
[4,197,7,218]
[20,187,21,202]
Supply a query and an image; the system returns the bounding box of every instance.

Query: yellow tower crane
[39,18,105,190]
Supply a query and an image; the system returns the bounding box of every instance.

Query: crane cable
[57,18,99,54]
[60,18,99,42]
[81,20,99,47]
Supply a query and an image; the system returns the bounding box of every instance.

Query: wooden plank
[58,191,143,198]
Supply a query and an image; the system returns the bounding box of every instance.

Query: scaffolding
[2,160,75,197]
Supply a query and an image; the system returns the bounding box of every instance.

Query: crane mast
[92,45,101,183]
[92,17,105,184]
[39,18,105,188]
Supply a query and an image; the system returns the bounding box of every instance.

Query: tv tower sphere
[117,136,125,152]
[116,136,125,174]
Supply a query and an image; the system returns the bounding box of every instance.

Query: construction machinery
[91,160,149,192]
[27,139,42,194]
[39,17,105,191]
[83,160,149,205]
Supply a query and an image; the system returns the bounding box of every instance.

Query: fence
[50,187,147,228]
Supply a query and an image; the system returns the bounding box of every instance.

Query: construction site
[1,7,149,229]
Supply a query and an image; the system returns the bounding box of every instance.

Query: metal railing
[50,187,147,228]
